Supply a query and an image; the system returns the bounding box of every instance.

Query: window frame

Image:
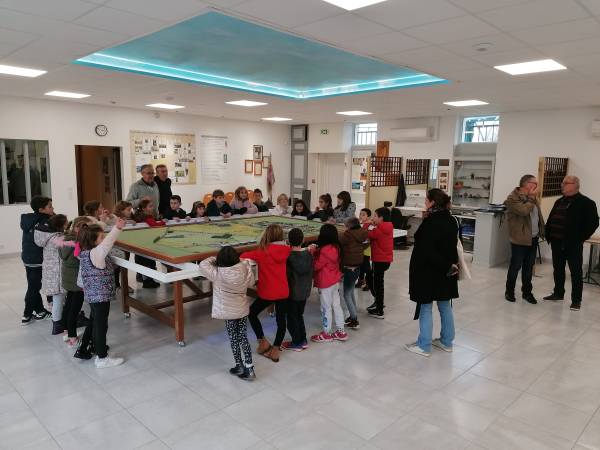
[461,115,500,143]
[354,122,378,146]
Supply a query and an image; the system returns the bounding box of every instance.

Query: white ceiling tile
[355,0,465,30]
[5,38,99,64]
[231,0,342,28]
[0,27,38,45]
[0,40,25,58]
[447,0,530,13]
[204,0,246,7]
[382,46,459,66]
[410,56,486,77]
[293,13,390,44]
[441,33,525,57]
[537,36,600,58]
[344,32,427,57]
[0,0,98,22]
[75,6,166,36]
[403,15,500,45]
[478,0,590,32]
[470,47,546,66]
[106,0,208,22]
[512,18,600,45]
[577,0,600,16]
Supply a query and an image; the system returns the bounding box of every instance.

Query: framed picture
[254,161,263,176]
[244,160,254,173]
[253,145,263,161]
[262,155,270,168]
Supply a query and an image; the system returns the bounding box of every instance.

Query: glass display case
[451,157,494,209]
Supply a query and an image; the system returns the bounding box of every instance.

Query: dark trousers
[63,291,84,338]
[358,255,371,282]
[551,241,584,303]
[287,300,307,345]
[248,298,288,347]
[506,237,538,296]
[90,302,110,358]
[368,262,391,311]
[23,266,45,317]
[135,255,156,280]
[225,318,253,368]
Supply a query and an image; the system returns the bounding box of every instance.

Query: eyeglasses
[561,182,576,185]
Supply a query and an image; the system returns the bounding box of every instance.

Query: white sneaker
[432,339,453,353]
[95,356,124,369]
[404,343,431,357]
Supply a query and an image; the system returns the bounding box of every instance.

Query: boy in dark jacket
[163,195,188,220]
[282,228,313,351]
[20,196,53,324]
[206,189,233,217]
[340,217,368,329]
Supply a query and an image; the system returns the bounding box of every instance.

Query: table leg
[173,280,185,346]
[120,267,131,318]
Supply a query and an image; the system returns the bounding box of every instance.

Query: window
[462,116,499,143]
[0,139,51,205]
[354,123,377,146]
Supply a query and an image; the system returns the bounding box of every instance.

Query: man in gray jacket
[126,164,160,216]
[504,174,545,304]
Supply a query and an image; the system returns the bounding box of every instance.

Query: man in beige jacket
[504,174,545,304]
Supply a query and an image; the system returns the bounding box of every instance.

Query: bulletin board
[130,131,197,184]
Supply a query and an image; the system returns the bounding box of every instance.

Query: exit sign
[320,129,328,135]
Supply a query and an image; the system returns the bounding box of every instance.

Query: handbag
[455,217,472,281]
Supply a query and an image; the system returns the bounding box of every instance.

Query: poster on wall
[130,131,196,184]
[200,135,228,183]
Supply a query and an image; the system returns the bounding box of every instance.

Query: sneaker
[404,343,430,357]
[570,302,581,311]
[523,294,537,304]
[21,315,33,325]
[347,319,360,330]
[310,331,334,343]
[94,356,124,369]
[432,338,453,353]
[368,310,384,320]
[344,317,352,325]
[301,340,309,349]
[73,347,93,360]
[281,341,304,352]
[333,330,348,341]
[505,292,516,302]
[366,302,377,311]
[51,321,65,335]
[543,293,564,301]
[229,365,243,376]
[238,367,256,381]
[142,279,160,289]
[76,311,89,328]
[33,309,51,320]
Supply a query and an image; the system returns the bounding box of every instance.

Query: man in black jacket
[154,164,173,217]
[544,176,599,311]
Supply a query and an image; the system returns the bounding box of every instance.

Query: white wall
[308,122,353,154]
[0,96,290,255]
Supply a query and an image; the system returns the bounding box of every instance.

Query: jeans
[550,241,584,303]
[287,300,307,345]
[63,291,84,338]
[23,266,45,317]
[51,293,65,322]
[506,237,538,296]
[248,298,288,346]
[342,267,360,320]
[417,301,455,352]
[319,284,345,333]
[225,317,253,368]
[367,262,390,311]
[90,302,110,359]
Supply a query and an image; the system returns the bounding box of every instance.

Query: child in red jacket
[367,207,394,319]
[309,224,348,343]
[241,224,291,363]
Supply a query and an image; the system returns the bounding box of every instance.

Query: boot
[238,366,256,381]
[264,346,280,363]
[256,338,271,355]
[229,365,243,376]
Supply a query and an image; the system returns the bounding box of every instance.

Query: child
[20,196,53,324]
[273,193,290,215]
[60,216,93,347]
[199,246,256,380]
[78,218,127,368]
[253,188,269,212]
[230,186,258,215]
[189,201,206,218]
[282,228,313,351]
[84,200,116,229]
[340,217,368,330]
[163,195,187,220]
[114,201,135,224]
[366,207,394,319]
[333,191,357,223]
[309,224,348,342]
[241,224,291,363]
[134,199,166,227]
[356,208,372,291]
[34,214,71,335]
[291,199,310,218]
[308,194,335,222]
[206,189,233,217]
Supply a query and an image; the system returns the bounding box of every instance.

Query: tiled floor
[1,251,599,450]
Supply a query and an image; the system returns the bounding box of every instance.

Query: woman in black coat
[406,189,459,357]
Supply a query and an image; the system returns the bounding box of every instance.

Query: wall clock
[95,124,108,136]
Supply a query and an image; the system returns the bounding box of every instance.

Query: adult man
[544,176,599,311]
[154,164,172,216]
[504,175,545,304]
[126,164,160,216]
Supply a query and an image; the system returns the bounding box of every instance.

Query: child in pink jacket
[309,223,348,342]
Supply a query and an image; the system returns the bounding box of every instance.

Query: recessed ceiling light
[443,100,489,107]
[45,90,90,99]
[336,110,373,116]
[0,64,46,78]
[262,117,292,122]
[146,103,185,110]
[322,0,388,11]
[494,59,566,75]
[226,100,268,107]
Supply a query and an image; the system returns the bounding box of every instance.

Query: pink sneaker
[310,331,333,343]
[333,330,348,341]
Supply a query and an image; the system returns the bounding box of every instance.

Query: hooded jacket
[368,222,394,263]
[199,257,255,320]
[241,242,291,300]
[340,227,368,267]
[287,250,313,301]
[504,187,545,246]
[20,212,51,266]
[34,223,68,296]
[313,244,342,289]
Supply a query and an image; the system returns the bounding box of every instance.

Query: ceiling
[1,0,600,123]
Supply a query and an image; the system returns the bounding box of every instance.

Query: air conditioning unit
[389,126,434,142]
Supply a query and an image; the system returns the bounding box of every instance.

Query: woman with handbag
[406,189,459,357]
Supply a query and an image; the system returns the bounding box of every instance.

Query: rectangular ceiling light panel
[494,59,566,75]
